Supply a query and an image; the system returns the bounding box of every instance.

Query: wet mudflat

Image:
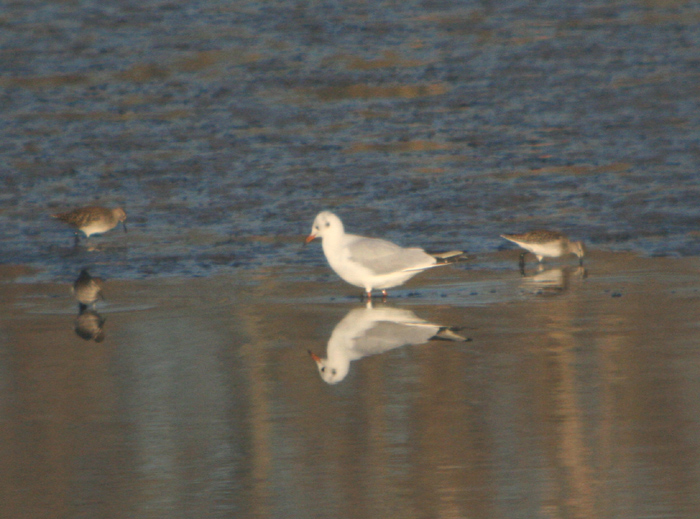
[1,0,699,517]
[1,252,699,519]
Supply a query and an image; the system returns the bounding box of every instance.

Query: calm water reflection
[2,255,699,518]
[309,302,470,384]
[71,269,107,341]
[1,0,699,515]
[518,265,587,295]
[74,308,106,342]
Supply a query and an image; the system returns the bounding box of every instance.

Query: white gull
[305,211,465,298]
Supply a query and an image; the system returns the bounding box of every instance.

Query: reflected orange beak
[307,350,322,363]
[303,234,316,245]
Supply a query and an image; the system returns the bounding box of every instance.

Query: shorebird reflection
[309,303,470,384]
[71,269,106,342]
[74,309,106,342]
[520,265,587,295]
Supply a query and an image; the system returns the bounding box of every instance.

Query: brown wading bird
[501,230,585,268]
[53,206,127,244]
[72,269,104,312]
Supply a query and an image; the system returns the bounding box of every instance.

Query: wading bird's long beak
[303,234,316,246]
[123,222,128,233]
[307,350,322,363]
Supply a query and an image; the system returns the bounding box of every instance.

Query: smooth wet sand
[1,252,699,518]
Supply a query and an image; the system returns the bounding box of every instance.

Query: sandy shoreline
[2,251,699,518]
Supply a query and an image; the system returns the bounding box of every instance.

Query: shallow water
[0,0,699,282]
[2,1,700,518]
[2,253,700,519]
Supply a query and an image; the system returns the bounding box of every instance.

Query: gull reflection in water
[71,269,106,342]
[309,303,470,384]
[520,265,587,296]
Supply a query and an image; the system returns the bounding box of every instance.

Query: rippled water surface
[2,2,700,519]
[1,0,699,282]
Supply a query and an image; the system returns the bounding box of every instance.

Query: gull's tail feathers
[401,250,469,272]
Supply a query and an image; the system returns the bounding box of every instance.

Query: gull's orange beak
[307,350,322,363]
[304,233,316,245]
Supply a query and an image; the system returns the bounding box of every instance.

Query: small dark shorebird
[72,269,104,311]
[501,230,585,267]
[52,206,127,244]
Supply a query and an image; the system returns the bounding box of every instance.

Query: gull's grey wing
[345,235,435,275]
[354,320,438,355]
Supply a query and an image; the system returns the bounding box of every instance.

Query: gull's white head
[308,350,349,385]
[304,211,344,244]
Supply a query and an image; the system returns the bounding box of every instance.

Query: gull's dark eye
[331,369,337,376]
[325,222,330,227]
[320,367,325,372]
[314,225,319,230]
